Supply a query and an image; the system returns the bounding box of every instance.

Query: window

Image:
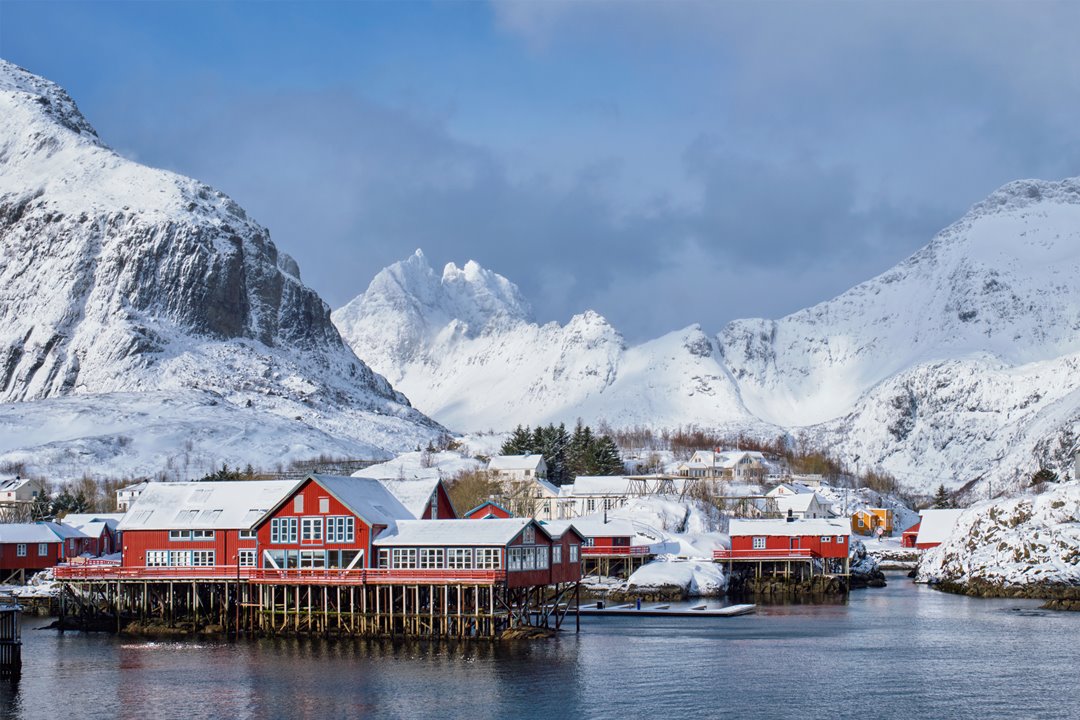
[301,517,323,543]
[857,517,865,528]
[508,547,523,571]
[392,548,417,569]
[192,550,215,566]
[238,549,256,567]
[299,550,326,568]
[38,543,48,556]
[552,545,562,564]
[476,548,501,569]
[170,550,192,566]
[419,548,444,569]
[535,546,549,570]
[319,496,330,513]
[569,544,579,563]
[821,536,832,543]
[191,530,214,540]
[169,530,190,541]
[146,550,169,567]
[326,516,354,543]
[271,517,298,544]
[522,526,535,544]
[836,535,846,544]
[294,496,304,513]
[447,548,472,569]
[752,536,766,550]
[16,543,26,557]
[587,498,596,513]
[378,549,390,569]
[238,529,256,540]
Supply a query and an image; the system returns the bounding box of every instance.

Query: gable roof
[488,454,546,471]
[915,509,966,546]
[375,478,444,519]
[0,522,89,544]
[774,492,831,514]
[0,477,32,493]
[729,518,850,538]
[373,518,548,546]
[543,516,634,539]
[294,475,415,528]
[766,483,814,497]
[464,500,512,518]
[564,476,629,496]
[118,481,296,531]
[60,513,124,538]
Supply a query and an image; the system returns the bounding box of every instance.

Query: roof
[464,500,512,518]
[544,516,634,539]
[118,481,296,531]
[375,478,442,518]
[766,483,814,497]
[117,481,149,493]
[915,509,966,546]
[534,477,561,497]
[774,492,831,514]
[373,518,546,546]
[902,521,922,535]
[0,477,32,493]
[564,476,629,496]
[304,475,415,528]
[729,518,851,537]
[0,521,89,544]
[488,454,546,471]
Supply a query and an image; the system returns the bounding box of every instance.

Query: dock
[576,602,756,618]
[0,594,21,677]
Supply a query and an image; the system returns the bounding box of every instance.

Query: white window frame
[191,550,215,566]
[301,516,323,543]
[238,549,256,567]
[238,529,257,540]
[418,548,444,569]
[146,550,169,567]
[191,530,214,540]
[271,517,298,544]
[326,516,354,544]
[37,543,49,557]
[170,550,192,566]
[447,548,472,569]
[476,548,501,569]
[298,550,326,568]
[752,536,766,550]
[377,549,390,569]
[552,545,562,564]
[569,544,579,563]
[392,548,417,569]
[821,536,832,543]
[16,543,26,557]
[522,526,535,544]
[169,530,190,541]
[836,535,846,543]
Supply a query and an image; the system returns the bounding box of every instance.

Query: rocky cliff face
[0,59,442,478]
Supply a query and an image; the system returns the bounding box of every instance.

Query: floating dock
[576,602,756,618]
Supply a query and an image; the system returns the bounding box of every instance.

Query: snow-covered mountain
[0,60,443,479]
[335,181,1080,495]
[332,250,765,433]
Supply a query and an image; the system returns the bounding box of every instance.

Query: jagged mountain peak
[0,59,99,142]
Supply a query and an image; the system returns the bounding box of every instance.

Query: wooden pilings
[54,579,580,639]
[0,598,21,677]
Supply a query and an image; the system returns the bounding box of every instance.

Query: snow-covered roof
[375,478,441,519]
[464,500,511,518]
[0,522,89,544]
[544,516,634,539]
[373,518,546,546]
[915,509,966,546]
[0,477,32,492]
[534,477,561,497]
[564,476,629,496]
[729,518,850,537]
[117,481,149,493]
[488,454,545,471]
[306,475,415,528]
[766,483,814,497]
[774,492,831,514]
[118,481,296,531]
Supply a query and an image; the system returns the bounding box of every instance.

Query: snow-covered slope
[333,250,764,432]
[0,60,443,478]
[336,178,1080,496]
[917,481,1080,596]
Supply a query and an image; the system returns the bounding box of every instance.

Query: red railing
[54,565,507,585]
[581,545,652,557]
[712,548,817,561]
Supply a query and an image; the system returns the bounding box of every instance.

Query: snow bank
[624,559,727,598]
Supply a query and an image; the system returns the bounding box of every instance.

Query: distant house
[557,476,630,519]
[487,455,547,483]
[116,481,149,512]
[901,521,921,548]
[57,513,125,556]
[0,521,93,581]
[774,492,834,520]
[913,509,966,550]
[676,450,767,482]
[0,477,40,504]
[488,455,562,520]
[464,501,513,520]
[721,518,851,575]
[766,483,815,499]
[851,508,894,536]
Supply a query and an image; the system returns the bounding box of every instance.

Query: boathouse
[913,509,965,549]
[464,500,513,519]
[717,517,851,577]
[0,522,92,583]
[545,516,651,578]
[900,521,921,548]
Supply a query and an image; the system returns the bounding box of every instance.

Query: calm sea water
[4,573,1079,719]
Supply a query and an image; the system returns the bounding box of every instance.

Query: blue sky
[4,1,1080,340]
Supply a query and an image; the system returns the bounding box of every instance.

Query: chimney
[786,508,794,523]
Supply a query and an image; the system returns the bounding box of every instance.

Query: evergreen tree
[931,484,951,509]
[589,435,625,476]
[30,487,54,521]
[500,425,534,456]
[567,421,593,477]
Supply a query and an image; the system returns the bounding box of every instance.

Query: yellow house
[851,508,894,536]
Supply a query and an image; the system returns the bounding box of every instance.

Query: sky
[3,1,1080,341]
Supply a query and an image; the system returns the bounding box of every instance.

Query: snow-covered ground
[623,559,727,597]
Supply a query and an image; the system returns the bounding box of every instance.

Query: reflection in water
[6,575,1080,719]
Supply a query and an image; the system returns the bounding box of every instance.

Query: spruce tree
[931,484,951,509]
[500,425,534,456]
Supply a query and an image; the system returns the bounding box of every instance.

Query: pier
[0,593,21,677]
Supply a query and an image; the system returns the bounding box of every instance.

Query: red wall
[0,541,62,570]
[730,532,849,559]
[420,484,457,520]
[549,531,584,584]
[588,535,631,548]
[507,529,555,588]
[254,477,376,568]
[465,503,511,519]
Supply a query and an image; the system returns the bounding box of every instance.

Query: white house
[677,450,768,482]
[487,455,547,483]
[116,481,149,512]
[773,492,834,520]
[557,476,631,519]
[766,483,815,499]
[0,477,40,504]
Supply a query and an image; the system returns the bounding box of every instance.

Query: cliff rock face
[0,60,442,478]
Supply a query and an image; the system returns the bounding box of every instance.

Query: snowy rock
[619,558,727,599]
[916,481,1080,598]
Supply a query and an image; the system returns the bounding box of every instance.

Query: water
[3,574,1079,719]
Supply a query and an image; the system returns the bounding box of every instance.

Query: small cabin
[913,509,965,550]
[60,514,125,556]
[852,508,894,536]
[726,518,851,561]
[0,522,92,580]
[464,501,513,519]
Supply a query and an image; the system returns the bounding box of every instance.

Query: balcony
[712,548,817,561]
[581,545,652,557]
[53,564,508,586]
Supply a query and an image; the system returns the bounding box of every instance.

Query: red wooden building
[0,522,92,581]
[378,478,457,520]
[901,521,921,548]
[60,514,125,557]
[717,518,851,576]
[464,501,512,520]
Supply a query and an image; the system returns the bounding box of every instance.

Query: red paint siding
[465,502,511,519]
[549,530,584,584]
[421,484,457,520]
[0,541,62,570]
[254,477,376,569]
[730,532,849,559]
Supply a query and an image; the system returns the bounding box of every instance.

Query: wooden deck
[53,565,507,586]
